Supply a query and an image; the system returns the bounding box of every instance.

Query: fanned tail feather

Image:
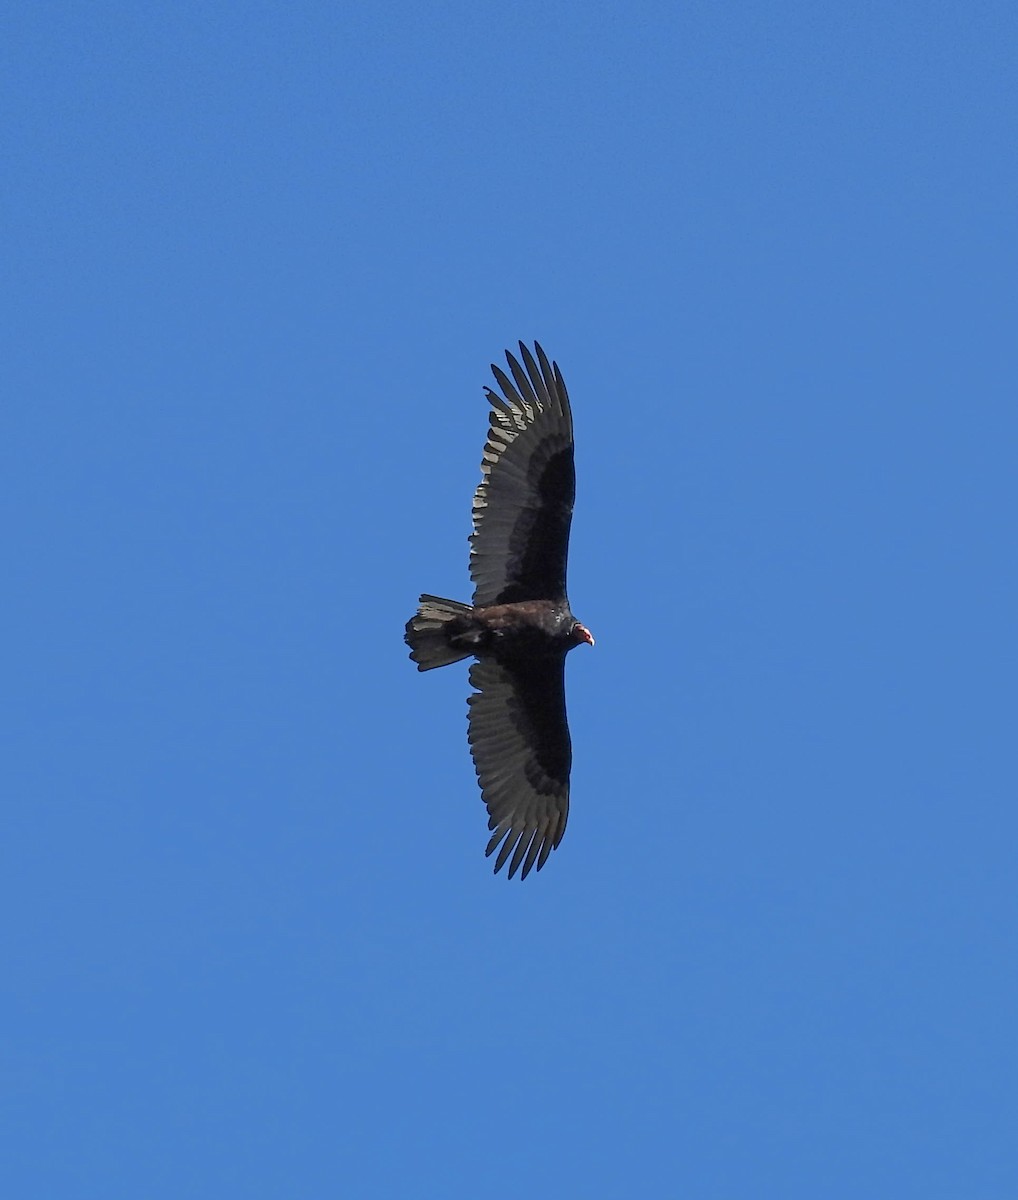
[404,594,474,671]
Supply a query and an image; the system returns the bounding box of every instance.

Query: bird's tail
[405,594,475,671]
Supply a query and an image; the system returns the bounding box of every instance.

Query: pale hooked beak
[575,623,595,647]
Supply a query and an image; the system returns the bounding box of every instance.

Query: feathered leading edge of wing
[467,658,571,880]
[470,342,575,607]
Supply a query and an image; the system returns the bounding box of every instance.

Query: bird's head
[572,621,595,647]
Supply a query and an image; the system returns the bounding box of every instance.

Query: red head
[572,622,595,647]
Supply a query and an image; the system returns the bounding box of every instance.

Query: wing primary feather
[552,811,566,848]
[494,825,527,874]
[553,363,569,419]
[536,833,555,872]
[518,342,553,410]
[489,364,532,421]
[535,342,555,389]
[535,343,567,425]
[513,826,543,880]
[485,388,516,419]
[486,818,512,851]
[506,348,541,413]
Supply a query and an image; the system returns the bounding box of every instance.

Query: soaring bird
[405,342,593,880]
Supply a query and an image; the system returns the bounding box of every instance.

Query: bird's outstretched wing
[470,342,575,607]
[467,657,571,879]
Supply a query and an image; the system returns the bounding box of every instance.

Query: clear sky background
[3,3,1016,1196]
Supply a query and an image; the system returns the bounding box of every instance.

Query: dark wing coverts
[467,658,571,880]
[470,343,575,606]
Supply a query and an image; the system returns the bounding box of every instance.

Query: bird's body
[411,598,589,668]
[405,343,591,879]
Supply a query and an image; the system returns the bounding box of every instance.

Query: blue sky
[3,2,1016,1196]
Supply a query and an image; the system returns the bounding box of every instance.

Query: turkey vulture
[405,342,593,880]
